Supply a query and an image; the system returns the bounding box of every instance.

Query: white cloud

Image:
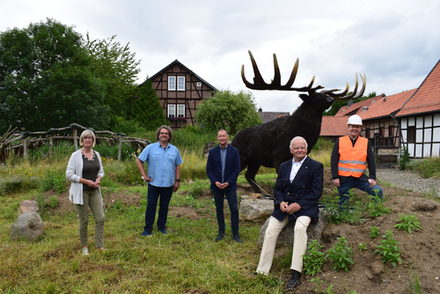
[1,0,439,113]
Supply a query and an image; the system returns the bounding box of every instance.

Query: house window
[167,104,176,118]
[365,128,370,138]
[177,76,185,91]
[407,126,416,143]
[177,104,185,117]
[168,76,176,91]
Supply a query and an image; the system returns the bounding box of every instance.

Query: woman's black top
[82,151,100,191]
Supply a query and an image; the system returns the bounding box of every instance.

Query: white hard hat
[347,115,363,125]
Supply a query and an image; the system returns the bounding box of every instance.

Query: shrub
[367,196,390,218]
[398,147,410,170]
[36,194,60,212]
[407,156,440,178]
[322,191,363,225]
[303,240,326,276]
[41,171,67,194]
[358,242,368,251]
[375,231,402,267]
[0,176,39,195]
[370,226,381,239]
[394,215,422,233]
[326,237,353,272]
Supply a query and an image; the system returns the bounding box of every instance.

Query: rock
[413,200,438,212]
[370,260,384,276]
[240,197,274,221]
[18,200,39,215]
[257,209,328,248]
[11,212,45,241]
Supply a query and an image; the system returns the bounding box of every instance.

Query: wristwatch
[175,179,180,182]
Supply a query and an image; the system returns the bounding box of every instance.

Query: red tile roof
[320,116,349,137]
[359,89,416,121]
[335,98,373,117]
[396,60,440,117]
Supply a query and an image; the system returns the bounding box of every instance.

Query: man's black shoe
[232,235,242,243]
[215,233,224,241]
[286,270,301,290]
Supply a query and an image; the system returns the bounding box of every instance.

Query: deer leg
[245,162,261,193]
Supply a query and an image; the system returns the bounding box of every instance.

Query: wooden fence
[1,123,150,161]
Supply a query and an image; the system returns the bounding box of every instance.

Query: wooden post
[23,137,28,160]
[73,129,78,150]
[49,136,53,155]
[117,137,122,161]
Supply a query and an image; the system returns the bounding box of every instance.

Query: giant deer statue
[231,51,366,193]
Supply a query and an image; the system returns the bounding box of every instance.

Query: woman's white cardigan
[66,149,104,205]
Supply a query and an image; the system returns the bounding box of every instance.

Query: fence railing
[1,123,150,161]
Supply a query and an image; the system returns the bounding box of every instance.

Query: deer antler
[241,50,366,99]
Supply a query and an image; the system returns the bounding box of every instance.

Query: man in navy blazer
[206,129,241,242]
[256,136,323,290]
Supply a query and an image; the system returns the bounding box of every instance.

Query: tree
[324,92,377,115]
[0,19,110,132]
[122,80,166,132]
[85,35,141,122]
[196,90,261,135]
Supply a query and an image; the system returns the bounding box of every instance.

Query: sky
[1,0,439,113]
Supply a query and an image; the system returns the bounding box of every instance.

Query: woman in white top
[66,129,105,255]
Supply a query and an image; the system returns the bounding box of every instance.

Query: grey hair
[79,129,96,147]
[289,136,308,149]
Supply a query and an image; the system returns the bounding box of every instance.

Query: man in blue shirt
[136,125,183,236]
[206,129,241,242]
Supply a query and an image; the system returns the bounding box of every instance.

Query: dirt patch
[169,206,202,220]
[292,175,440,293]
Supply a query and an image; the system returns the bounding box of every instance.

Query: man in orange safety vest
[331,115,383,208]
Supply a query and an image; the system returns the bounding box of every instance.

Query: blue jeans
[144,184,173,232]
[338,177,383,207]
[213,188,239,236]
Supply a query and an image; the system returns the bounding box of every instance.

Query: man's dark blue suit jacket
[272,156,323,222]
[206,145,240,192]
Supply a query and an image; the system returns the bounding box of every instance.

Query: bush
[41,171,67,194]
[0,176,39,195]
[303,240,326,276]
[36,194,60,212]
[326,237,353,272]
[375,231,402,267]
[398,147,410,170]
[407,156,440,178]
[394,214,422,233]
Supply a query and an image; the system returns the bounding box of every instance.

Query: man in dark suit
[256,136,323,290]
[206,129,241,242]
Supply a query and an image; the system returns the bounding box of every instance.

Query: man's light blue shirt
[138,142,183,187]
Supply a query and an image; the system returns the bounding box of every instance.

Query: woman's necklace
[81,148,94,160]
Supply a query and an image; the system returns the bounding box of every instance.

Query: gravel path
[377,168,440,197]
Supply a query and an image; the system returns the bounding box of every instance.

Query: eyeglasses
[160,132,170,135]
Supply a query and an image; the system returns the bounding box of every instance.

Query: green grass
[406,156,440,179]
[0,174,288,293]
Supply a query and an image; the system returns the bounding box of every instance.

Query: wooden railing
[1,123,150,161]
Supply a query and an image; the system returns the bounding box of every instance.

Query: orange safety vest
[338,135,368,178]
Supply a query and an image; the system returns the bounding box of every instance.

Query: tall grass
[407,156,440,179]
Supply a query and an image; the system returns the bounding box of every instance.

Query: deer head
[241,50,366,102]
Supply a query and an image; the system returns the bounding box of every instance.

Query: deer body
[232,92,333,193]
[232,51,366,193]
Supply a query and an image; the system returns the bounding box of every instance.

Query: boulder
[18,200,39,215]
[240,196,274,221]
[257,209,328,249]
[11,212,45,241]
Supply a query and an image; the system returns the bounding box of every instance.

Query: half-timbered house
[147,60,218,129]
[395,60,440,158]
